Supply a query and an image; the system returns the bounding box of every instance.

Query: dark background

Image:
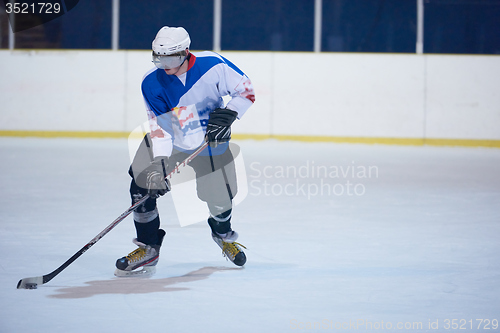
[1,0,499,54]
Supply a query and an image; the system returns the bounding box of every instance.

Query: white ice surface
[1,138,499,333]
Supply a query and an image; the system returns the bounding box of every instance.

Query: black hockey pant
[128,134,237,245]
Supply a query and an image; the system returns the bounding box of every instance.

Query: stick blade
[17,276,43,289]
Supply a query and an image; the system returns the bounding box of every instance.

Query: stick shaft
[20,142,209,287]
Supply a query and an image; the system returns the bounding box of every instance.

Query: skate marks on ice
[49,266,241,299]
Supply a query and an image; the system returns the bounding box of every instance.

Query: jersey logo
[171,106,195,129]
[171,105,204,135]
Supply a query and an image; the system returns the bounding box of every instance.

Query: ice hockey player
[114,26,255,277]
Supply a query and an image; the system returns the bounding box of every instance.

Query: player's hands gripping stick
[145,156,171,198]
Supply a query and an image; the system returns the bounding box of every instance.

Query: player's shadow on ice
[49,266,241,299]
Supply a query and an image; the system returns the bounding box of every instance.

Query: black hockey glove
[205,108,238,148]
[145,156,171,198]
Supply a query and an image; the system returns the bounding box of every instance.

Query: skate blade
[114,266,156,278]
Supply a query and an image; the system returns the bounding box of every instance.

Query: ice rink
[1,137,499,333]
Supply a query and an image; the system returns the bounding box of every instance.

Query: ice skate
[208,218,246,266]
[114,229,166,277]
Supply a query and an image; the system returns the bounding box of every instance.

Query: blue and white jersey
[141,51,255,157]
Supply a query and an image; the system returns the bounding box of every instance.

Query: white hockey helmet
[152,26,191,69]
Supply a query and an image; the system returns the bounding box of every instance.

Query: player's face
[164,65,183,75]
[152,50,186,69]
[153,49,188,76]
[163,51,189,76]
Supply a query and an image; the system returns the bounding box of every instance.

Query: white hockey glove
[205,108,238,148]
[145,156,171,198]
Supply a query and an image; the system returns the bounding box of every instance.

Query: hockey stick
[17,141,209,289]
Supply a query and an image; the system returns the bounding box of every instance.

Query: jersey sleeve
[142,77,174,157]
[146,110,174,157]
[218,56,255,119]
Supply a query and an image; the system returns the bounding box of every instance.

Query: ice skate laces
[221,241,246,261]
[126,247,147,263]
